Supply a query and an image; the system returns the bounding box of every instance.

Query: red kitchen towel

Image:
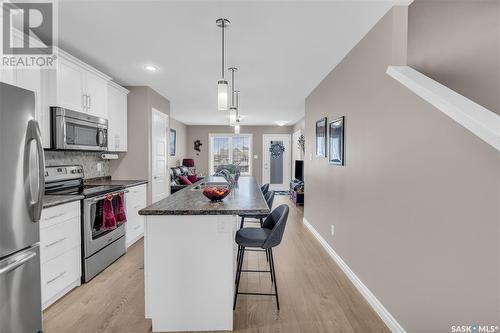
[102,195,117,230]
[115,193,127,224]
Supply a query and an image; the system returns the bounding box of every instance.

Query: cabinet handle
[46,271,66,284]
[45,237,66,248]
[134,225,141,230]
[82,94,86,109]
[88,95,91,109]
[45,212,64,220]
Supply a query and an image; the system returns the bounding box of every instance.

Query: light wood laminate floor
[43,196,389,333]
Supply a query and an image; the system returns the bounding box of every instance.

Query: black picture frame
[169,129,176,156]
[328,116,344,165]
[315,117,327,157]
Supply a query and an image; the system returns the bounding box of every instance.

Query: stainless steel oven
[82,189,127,282]
[51,107,108,151]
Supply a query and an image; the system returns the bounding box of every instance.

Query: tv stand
[289,179,304,206]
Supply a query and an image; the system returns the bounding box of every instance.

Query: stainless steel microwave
[51,107,108,151]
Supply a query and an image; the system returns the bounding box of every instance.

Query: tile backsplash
[44,151,110,179]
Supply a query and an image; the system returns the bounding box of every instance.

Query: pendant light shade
[217,18,230,111]
[229,107,237,126]
[218,79,229,111]
[234,90,240,133]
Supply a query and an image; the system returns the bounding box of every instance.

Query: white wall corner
[386,66,500,151]
[302,217,407,333]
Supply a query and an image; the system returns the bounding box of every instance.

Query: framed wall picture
[169,129,176,156]
[315,117,327,157]
[328,116,344,165]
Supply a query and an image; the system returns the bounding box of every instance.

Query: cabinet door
[16,68,51,148]
[85,72,107,118]
[0,69,16,85]
[107,84,128,151]
[58,60,85,112]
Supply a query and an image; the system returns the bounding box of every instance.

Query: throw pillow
[188,175,198,183]
[178,176,192,185]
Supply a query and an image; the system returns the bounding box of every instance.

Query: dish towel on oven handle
[102,194,117,230]
[115,192,127,225]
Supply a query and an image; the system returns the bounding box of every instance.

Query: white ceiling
[58,1,396,125]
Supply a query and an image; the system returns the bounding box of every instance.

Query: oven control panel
[45,165,84,182]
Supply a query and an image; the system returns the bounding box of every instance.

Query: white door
[151,109,169,203]
[57,59,85,112]
[85,72,107,118]
[262,134,291,191]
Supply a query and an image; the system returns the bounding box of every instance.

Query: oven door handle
[89,190,129,203]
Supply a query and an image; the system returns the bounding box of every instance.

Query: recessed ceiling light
[275,120,288,126]
[144,65,158,72]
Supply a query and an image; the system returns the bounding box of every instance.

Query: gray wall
[407,0,500,114]
[110,86,170,203]
[185,125,293,185]
[169,118,187,167]
[304,5,499,333]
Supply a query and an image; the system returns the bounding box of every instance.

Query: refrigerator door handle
[0,250,37,276]
[26,120,45,222]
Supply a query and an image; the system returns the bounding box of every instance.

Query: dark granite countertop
[85,178,148,188]
[139,176,269,216]
[43,195,84,209]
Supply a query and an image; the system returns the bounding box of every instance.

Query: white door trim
[262,134,291,191]
[151,108,169,203]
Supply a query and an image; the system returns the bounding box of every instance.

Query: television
[294,160,304,181]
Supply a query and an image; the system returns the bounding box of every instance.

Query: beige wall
[169,118,187,167]
[185,125,293,185]
[407,0,500,114]
[304,5,499,333]
[110,86,170,203]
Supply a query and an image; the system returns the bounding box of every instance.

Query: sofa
[170,166,203,194]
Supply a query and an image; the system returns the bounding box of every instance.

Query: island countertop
[139,176,269,216]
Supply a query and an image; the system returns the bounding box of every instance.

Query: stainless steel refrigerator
[0,82,44,333]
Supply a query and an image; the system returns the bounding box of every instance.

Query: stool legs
[233,246,245,310]
[269,248,279,310]
[233,246,280,311]
[239,216,245,229]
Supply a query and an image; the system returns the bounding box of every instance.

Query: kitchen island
[139,176,269,332]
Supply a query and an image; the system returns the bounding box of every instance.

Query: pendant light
[234,90,241,134]
[217,18,230,111]
[228,67,238,126]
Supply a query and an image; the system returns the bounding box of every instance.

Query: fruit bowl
[202,186,231,202]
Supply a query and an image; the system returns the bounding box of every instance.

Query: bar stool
[239,190,275,229]
[233,204,289,311]
[260,183,269,195]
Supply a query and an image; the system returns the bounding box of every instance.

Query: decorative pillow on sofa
[187,175,198,183]
[178,176,192,185]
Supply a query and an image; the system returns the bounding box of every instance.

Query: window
[209,134,252,175]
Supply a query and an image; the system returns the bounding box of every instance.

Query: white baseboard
[302,217,406,333]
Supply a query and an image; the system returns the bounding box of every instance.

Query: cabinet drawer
[40,217,80,264]
[41,247,81,305]
[41,201,80,229]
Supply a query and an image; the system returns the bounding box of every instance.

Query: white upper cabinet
[107,82,129,152]
[15,68,51,148]
[85,71,108,118]
[56,59,86,112]
[0,69,16,85]
[48,50,111,119]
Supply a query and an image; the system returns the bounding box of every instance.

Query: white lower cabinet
[40,201,81,309]
[125,184,147,247]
